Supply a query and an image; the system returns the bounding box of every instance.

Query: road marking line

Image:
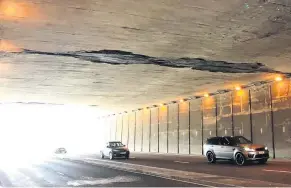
[263,169,291,174]
[174,161,189,164]
[73,158,290,187]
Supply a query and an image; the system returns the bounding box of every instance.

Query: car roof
[207,136,235,139]
[207,136,244,139]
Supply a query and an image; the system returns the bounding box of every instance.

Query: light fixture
[275,76,282,82]
[235,86,241,91]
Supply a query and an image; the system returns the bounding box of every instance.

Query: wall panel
[190,99,202,155]
[142,109,150,152]
[251,85,273,157]
[159,105,168,153]
[116,115,123,142]
[168,103,178,153]
[272,79,291,158]
[135,110,143,152]
[233,89,251,140]
[202,96,216,143]
[217,93,232,136]
[150,108,159,152]
[109,116,116,141]
[128,112,135,151]
[122,114,129,145]
[179,101,189,154]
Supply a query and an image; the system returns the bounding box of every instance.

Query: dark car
[54,147,67,159]
[100,141,130,160]
[55,147,67,154]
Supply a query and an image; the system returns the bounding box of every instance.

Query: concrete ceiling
[1,0,291,113]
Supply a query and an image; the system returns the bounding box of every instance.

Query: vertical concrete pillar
[269,85,276,159]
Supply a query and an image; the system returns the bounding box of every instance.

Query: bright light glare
[0,0,42,20]
[0,103,106,170]
[235,86,241,91]
[275,76,282,82]
[0,40,21,52]
[204,93,209,97]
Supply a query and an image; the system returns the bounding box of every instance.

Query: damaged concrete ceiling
[1,0,291,113]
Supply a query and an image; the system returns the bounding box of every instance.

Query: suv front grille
[256,147,265,151]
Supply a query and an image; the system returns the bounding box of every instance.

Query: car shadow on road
[208,160,270,167]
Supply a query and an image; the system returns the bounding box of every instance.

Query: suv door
[207,137,223,158]
[220,137,235,159]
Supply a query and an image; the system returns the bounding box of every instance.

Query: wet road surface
[0,158,203,187]
[81,152,291,186]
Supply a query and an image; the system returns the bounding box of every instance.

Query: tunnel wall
[103,78,291,159]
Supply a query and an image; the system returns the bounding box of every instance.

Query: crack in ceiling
[7,49,284,74]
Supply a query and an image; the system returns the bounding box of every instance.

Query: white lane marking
[57,172,65,176]
[263,169,291,174]
[82,158,289,187]
[174,161,189,164]
[67,176,140,186]
[82,159,223,187]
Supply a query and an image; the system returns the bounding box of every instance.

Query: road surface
[0,158,202,187]
[82,152,291,186]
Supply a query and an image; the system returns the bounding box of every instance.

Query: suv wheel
[100,152,104,159]
[206,152,216,163]
[235,153,246,166]
[258,158,268,164]
[109,152,114,160]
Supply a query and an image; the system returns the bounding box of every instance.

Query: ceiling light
[275,76,282,82]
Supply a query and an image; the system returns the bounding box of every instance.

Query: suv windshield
[109,142,124,147]
[230,136,252,145]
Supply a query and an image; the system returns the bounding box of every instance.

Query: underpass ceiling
[1,0,291,112]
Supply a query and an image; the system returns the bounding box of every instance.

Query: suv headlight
[244,147,255,152]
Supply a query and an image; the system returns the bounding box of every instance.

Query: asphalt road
[84,152,291,186]
[0,158,202,187]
